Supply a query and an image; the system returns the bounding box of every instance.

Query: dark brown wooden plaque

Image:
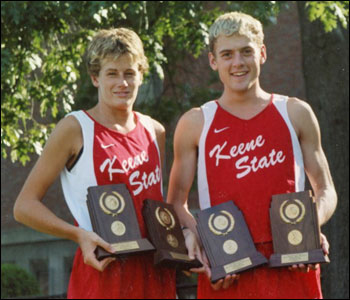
[269,190,330,267]
[87,184,154,261]
[142,199,202,270]
[196,201,267,282]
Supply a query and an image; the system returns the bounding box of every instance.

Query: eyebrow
[105,68,135,72]
[218,46,253,54]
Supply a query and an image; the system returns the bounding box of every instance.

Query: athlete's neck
[88,103,136,133]
[219,83,270,106]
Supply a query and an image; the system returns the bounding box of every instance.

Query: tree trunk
[297,2,349,299]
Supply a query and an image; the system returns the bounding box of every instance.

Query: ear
[139,71,143,84]
[90,74,99,88]
[208,52,218,71]
[260,44,267,65]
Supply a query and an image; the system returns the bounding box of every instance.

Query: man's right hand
[183,228,240,290]
[183,228,209,273]
[76,228,116,272]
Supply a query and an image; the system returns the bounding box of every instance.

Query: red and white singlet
[60,110,175,299]
[197,94,322,299]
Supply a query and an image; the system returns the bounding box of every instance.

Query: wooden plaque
[142,199,202,270]
[196,201,267,282]
[87,184,154,261]
[269,190,330,267]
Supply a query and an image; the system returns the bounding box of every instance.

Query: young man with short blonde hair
[168,12,337,299]
[14,28,176,299]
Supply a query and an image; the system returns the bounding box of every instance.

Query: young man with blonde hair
[14,28,176,299]
[168,12,337,299]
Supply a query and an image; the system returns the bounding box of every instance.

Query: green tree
[1,1,291,165]
[298,2,349,298]
[2,1,347,165]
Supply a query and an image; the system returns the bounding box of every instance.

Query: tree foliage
[306,1,349,32]
[1,1,348,165]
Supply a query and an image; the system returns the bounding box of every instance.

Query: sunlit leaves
[306,1,349,32]
[2,1,348,165]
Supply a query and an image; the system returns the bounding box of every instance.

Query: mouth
[230,71,249,78]
[113,91,130,97]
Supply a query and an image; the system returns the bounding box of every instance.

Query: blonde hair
[85,28,149,76]
[209,12,264,53]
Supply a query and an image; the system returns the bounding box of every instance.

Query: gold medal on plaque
[287,229,303,246]
[99,191,127,237]
[280,199,305,225]
[99,191,126,216]
[166,234,179,248]
[208,210,235,236]
[223,239,238,255]
[155,207,176,230]
[111,220,126,236]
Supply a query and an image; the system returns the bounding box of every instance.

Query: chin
[229,85,250,94]
[113,98,136,110]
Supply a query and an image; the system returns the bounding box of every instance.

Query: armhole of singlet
[136,112,157,141]
[67,146,84,172]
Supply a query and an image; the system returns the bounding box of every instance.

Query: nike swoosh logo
[214,127,230,133]
[101,144,115,149]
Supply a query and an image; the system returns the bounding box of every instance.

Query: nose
[231,52,244,68]
[117,77,128,88]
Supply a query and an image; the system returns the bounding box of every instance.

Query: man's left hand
[288,232,329,273]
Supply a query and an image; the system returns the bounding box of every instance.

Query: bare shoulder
[54,115,82,147]
[287,97,319,138]
[55,115,81,135]
[18,115,83,195]
[179,107,204,125]
[287,97,314,115]
[43,115,83,167]
[150,117,166,136]
[175,107,204,146]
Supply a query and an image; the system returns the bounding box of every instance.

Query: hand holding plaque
[269,190,330,267]
[87,184,154,261]
[142,199,202,270]
[196,201,267,282]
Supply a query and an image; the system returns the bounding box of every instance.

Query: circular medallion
[99,191,125,217]
[285,203,300,219]
[213,215,229,231]
[166,234,179,248]
[288,230,303,246]
[160,211,172,226]
[280,199,306,224]
[105,195,119,211]
[223,239,238,255]
[111,221,126,236]
[155,207,175,230]
[208,210,235,236]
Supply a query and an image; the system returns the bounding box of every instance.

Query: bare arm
[167,108,203,237]
[168,108,239,287]
[13,116,115,271]
[288,98,337,225]
[14,116,82,239]
[152,118,166,169]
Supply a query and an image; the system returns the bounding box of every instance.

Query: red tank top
[197,95,322,299]
[89,111,163,236]
[197,94,305,243]
[61,110,175,299]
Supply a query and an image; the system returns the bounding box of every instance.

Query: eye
[242,48,253,55]
[222,52,231,58]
